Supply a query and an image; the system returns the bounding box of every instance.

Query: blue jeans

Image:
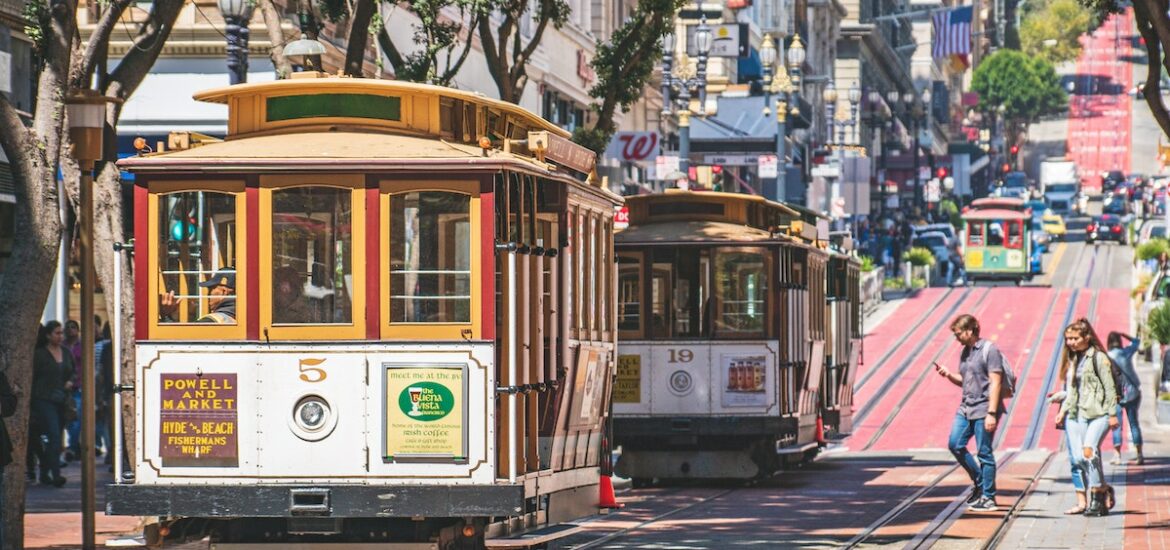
[1066,428,1084,491]
[66,389,81,453]
[948,413,998,499]
[31,398,63,480]
[1111,400,1143,448]
[1067,416,1110,492]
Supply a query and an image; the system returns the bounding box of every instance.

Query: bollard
[904,261,912,288]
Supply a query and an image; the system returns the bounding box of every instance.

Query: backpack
[981,344,1017,399]
[1092,351,1125,405]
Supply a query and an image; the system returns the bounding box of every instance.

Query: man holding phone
[934,313,1004,512]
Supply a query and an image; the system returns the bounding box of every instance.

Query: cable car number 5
[298,358,328,382]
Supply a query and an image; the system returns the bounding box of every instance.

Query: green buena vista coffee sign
[397,381,455,421]
[385,366,465,459]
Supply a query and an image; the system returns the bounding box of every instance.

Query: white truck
[1039,158,1083,213]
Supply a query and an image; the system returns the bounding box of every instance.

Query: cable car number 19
[667,349,694,363]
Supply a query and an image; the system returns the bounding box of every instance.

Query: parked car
[1032,219,1051,252]
[1087,214,1128,244]
[1141,220,1167,241]
[1042,210,1068,240]
[911,231,952,263]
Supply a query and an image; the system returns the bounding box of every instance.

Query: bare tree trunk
[260,0,293,78]
[343,0,376,77]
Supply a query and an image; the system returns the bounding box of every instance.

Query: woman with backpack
[1107,332,1143,465]
[1055,318,1118,517]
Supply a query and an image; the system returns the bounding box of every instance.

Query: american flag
[932,6,973,59]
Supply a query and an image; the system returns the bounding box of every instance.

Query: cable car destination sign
[159,373,238,466]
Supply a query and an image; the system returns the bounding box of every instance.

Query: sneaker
[969,496,998,512]
[966,486,983,505]
[1110,452,1122,465]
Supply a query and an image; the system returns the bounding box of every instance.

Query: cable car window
[617,253,643,337]
[714,249,769,338]
[1006,219,1023,249]
[157,191,238,325]
[390,191,472,323]
[271,187,354,324]
[967,222,984,246]
[673,247,710,338]
[987,221,1005,247]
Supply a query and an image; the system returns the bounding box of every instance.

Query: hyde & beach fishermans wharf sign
[159,373,238,466]
[384,365,466,461]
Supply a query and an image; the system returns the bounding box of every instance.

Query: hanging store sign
[656,155,681,178]
[614,205,630,230]
[384,365,467,460]
[605,131,660,162]
[159,373,238,466]
[528,131,597,175]
[758,154,779,178]
[686,24,749,58]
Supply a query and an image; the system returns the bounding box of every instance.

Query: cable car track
[851,288,990,431]
[855,287,971,392]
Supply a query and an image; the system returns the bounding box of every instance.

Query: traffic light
[935,167,949,179]
[1002,163,1011,173]
[1010,145,1019,156]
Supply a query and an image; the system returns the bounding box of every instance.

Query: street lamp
[66,89,119,550]
[217,0,254,84]
[760,34,799,203]
[867,90,890,216]
[661,16,712,185]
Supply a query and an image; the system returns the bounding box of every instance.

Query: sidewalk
[997,354,1170,548]
[22,459,142,549]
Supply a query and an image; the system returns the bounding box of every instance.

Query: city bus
[109,75,621,549]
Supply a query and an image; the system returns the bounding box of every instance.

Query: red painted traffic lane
[853,289,977,408]
[847,288,995,451]
[855,288,960,394]
[862,288,1054,452]
[1067,11,1133,193]
[993,288,1077,450]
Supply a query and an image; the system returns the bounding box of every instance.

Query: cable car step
[484,523,584,548]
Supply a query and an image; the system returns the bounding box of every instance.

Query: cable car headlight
[297,399,327,429]
[290,395,337,441]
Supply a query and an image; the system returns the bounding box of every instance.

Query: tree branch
[76,0,134,88]
[440,9,483,85]
[105,0,185,103]
[344,0,377,76]
[378,26,406,75]
[1133,0,1170,138]
[260,0,293,78]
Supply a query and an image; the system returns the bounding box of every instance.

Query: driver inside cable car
[158,269,237,324]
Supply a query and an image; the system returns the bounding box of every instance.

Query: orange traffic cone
[816,415,827,446]
[598,475,622,509]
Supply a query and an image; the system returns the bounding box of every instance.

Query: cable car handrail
[389,269,472,275]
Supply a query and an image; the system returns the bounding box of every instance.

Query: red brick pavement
[1124,459,1170,550]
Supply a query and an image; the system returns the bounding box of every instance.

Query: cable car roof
[961,208,1030,220]
[118,131,552,174]
[968,197,1026,210]
[615,220,778,244]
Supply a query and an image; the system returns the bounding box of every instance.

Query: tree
[375,0,490,85]
[572,0,683,154]
[1083,0,1170,143]
[478,0,570,103]
[0,2,185,547]
[971,49,1066,150]
[1020,0,1095,64]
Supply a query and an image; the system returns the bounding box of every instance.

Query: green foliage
[971,50,1067,123]
[903,247,936,267]
[911,277,928,289]
[884,277,906,290]
[396,0,490,85]
[572,126,612,155]
[23,0,48,54]
[1137,238,1170,262]
[1147,300,1170,345]
[1021,0,1095,64]
[859,255,877,272]
[316,0,349,23]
